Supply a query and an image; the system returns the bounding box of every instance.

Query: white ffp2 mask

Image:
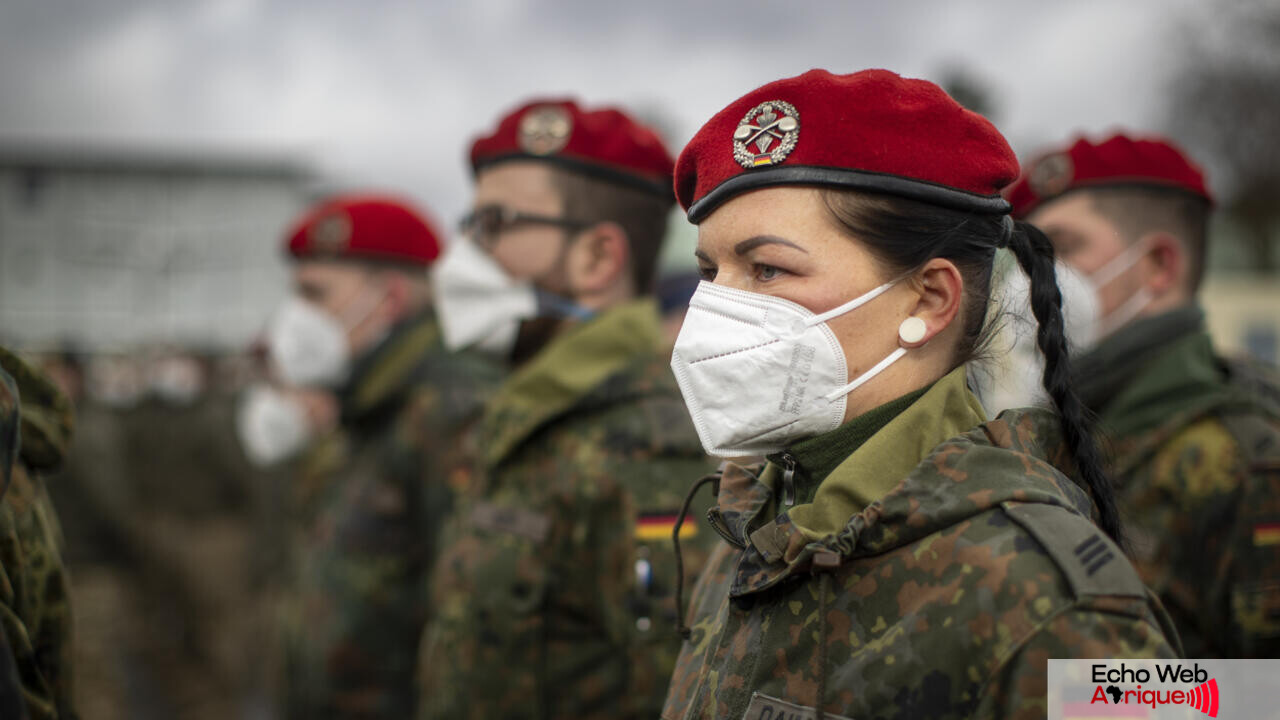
[236,384,311,467]
[670,279,906,457]
[432,237,538,355]
[1085,241,1153,343]
[266,286,386,389]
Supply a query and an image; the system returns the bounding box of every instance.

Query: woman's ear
[567,221,631,295]
[902,258,963,348]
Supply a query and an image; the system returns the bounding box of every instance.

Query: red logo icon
[1188,679,1218,717]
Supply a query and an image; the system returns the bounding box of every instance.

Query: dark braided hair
[1005,219,1122,543]
[821,189,1123,544]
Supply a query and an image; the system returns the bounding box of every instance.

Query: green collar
[0,345,73,471]
[481,299,662,468]
[340,309,442,425]
[786,366,987,540]
[1084,309,1233,441]
[773,382,932,505]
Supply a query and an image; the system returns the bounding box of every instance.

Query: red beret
[285,194,442,266]
[1006,133,1212,218]
[470,98,675,198]
[675,69,1018,222]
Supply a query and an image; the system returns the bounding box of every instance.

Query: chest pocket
[469,500,554,618]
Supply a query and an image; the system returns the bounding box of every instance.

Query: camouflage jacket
[419,299,716,720]
[1076,307,1280,657]
[282,310,503,719]
[663,367,1178,720]
[0,366,27,720]
[0,347,76,720]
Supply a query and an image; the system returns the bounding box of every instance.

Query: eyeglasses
[458,205,590,250]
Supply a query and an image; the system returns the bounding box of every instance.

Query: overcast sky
[0,0,1246,227]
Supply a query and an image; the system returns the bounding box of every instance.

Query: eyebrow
[733,235,807,255]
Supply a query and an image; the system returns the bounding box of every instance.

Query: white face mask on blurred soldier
[267,261,396,388]
[236,383,339,467]
[431,162,633,356]
[1028,192,1187,346]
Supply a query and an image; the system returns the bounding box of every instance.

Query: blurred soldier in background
[259,195,503,719]
[1,365,30,720]
[419,99,715,720]
[1007,133,1280,657]
[0,347,77,720]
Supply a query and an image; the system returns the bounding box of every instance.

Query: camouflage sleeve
[0,463,76,720]
[1,367,18,495]
[975,602,1179,720]
[1138,415,1280,657]
[1220,414,1280,657]
[0,621,29,720]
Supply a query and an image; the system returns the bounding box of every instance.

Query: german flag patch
[1254,522,1280,547]
[636,511,698,542]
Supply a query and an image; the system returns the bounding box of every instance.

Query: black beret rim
[1014,178,1213,219]
[474,152,673,199]
[685,165,1013,223]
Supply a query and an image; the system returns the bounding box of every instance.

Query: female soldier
[663,69,1179,720]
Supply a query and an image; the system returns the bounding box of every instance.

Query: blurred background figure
[261,194,503,719]
[420,98,715,720]
[0,347,77,720]
[1005,132,1280,657]
[655,270,700,352]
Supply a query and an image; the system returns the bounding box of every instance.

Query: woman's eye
[755,264,784,281]
[697,265,717,281]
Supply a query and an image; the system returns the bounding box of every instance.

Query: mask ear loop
[804,279,898,327]
[821,346,908,403]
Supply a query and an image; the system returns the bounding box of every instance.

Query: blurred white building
[0,144,314,352]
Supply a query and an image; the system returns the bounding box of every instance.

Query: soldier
[0,347,77,720]
[1006,133,1280,657]
[661,69,1179,720]
[259,195,504,719]
[419,99,715,720]
[0,365,29,720]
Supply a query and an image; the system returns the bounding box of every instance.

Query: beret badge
[518,105,573,156]
[1028,152,1074,199]
[308,211,352,254]
[732,100,800,169]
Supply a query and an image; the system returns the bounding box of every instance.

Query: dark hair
[1084,187,1211,292]
[821,189,1122,543]
[550,168,674,294]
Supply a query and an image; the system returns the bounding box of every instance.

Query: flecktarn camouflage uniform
[281,311,502,719]
[1076,306,1280,657]
[419,299,715,720]
[1,363,28,720]
[0,347,77,720]
[663,367,1178,720]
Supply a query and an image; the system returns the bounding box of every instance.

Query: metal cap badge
[733,101,800,169]
[307,210,353,254]
[518,105,573,156]
[1028,152,1074,199]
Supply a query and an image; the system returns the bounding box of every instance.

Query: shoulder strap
[1001,501,1147,599]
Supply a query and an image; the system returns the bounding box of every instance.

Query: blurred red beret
[675,68,1018,222]
[1006,132,1212,218]
[470,98,675,198]
[285,194,442,266]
